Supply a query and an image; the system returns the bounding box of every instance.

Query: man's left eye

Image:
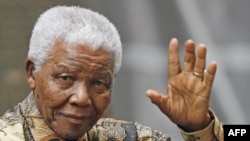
[94,80,104,85]
[91,80,110,93]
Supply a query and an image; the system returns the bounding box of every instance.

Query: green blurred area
[0,0,111,115]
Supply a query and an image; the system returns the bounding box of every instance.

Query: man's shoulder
[0,106,25,140]
[0,116,24,140]
[0,105,22,125]
[94,118,171,141]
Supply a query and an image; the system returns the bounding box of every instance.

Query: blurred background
[1,0,250,140]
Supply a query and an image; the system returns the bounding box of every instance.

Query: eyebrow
[92,65,111,72]
[56,65,83,73]
[89,65,114,76]
[56,64,113,75]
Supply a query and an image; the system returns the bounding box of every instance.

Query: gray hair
[28,6,122,74]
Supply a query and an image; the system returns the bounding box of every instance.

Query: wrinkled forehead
[50,41,115,59]
[47,41,115,72]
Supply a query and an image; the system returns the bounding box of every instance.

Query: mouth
[61,113,93,124]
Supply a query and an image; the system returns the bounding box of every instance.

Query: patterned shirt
[0,93,223,141]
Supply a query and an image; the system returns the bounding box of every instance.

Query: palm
[147,38,217,131]
[167,72,210,126]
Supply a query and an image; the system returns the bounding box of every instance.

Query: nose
[69,83,91,107]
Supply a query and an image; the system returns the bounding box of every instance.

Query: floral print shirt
[0,93,223,141]
[0,93,170,141]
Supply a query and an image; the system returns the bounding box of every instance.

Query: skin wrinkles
[52,61,113,91]
[26,41,115,139]
[63,42,114,69]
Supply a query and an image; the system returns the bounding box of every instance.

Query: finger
[146,89,169,113]
[193,44,207,75]
[168,38,181,78]
[147,85,173,106]
[146,89,163,105]
[203,61,217,86]
[183,40,196,73]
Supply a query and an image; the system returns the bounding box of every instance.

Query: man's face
[30,42,114,139]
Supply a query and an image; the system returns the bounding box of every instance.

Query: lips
[60,113,93,124]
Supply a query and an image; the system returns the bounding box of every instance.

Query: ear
[25,59,36,89]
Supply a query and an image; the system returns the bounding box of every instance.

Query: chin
[48,122,88,140]
[55,129,86,140]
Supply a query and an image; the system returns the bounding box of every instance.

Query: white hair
[28,6,122,74]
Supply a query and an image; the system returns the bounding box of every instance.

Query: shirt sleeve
[179,110,224,141]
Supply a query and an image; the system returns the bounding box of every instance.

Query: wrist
[179,112,213,132]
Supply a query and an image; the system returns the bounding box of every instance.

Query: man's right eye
[60,76,72,81]
[58,75,75,83]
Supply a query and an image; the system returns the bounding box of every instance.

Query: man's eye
[94,80,103,86]
[55,75,75,89]
[91,80,110,93]
[59,76,74,82]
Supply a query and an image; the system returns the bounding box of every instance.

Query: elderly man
[0,6,223,141]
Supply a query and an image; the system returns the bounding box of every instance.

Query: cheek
[93,93,111,114]
[35,86,69,125]
[35,80,67,112]
[37,76,66,101]
[36,84,53,103]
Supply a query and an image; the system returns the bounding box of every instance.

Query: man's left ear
[25,59,36,89]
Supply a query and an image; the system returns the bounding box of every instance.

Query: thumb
[147,86,173,115]
[147,84,173,105]
[146,89,165,107]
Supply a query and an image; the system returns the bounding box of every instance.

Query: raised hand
[147,38,217,131]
